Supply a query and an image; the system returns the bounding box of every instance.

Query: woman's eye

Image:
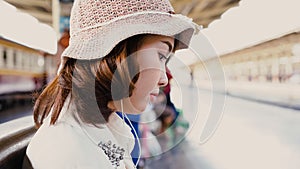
[159,53,167,61]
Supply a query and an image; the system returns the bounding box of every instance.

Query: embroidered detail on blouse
[98,140,125,168]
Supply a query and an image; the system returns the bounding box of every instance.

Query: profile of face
[112,35,175,114]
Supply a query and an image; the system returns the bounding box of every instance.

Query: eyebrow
[161,40,174,52]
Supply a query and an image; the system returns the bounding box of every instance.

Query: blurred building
[0,37,57,93]
[193,31,300,85]
[0,37,57,111]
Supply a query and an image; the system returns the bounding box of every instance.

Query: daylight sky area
[1,0,300,57]
[202,0,300,55]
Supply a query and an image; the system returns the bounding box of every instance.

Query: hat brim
[62,13,197,60]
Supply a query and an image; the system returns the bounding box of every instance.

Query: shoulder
[27,122,113,169]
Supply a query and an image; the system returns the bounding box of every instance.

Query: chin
[134,102,149,114]
[127,97,149,114]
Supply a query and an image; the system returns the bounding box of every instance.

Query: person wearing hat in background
[24,0,199,168]
[163,67,179,123]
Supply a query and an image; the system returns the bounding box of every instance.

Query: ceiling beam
[18,9,52,25]
[190,3,239,27]
[180,0,198,15]
[4,0,52,11]
[3,0,240,31]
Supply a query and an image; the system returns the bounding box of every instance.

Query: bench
[0,117,36,169]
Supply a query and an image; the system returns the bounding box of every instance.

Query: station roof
[4,0,240,28]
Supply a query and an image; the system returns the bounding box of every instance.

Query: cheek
[134,69,160,95]
[129,69,161,111]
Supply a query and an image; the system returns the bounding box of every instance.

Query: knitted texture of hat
[62,0,197,60]
[71,0,174,36]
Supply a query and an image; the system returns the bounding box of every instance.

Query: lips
[150,93,159,97]
[150,89,160,97]
[149,91,159,102]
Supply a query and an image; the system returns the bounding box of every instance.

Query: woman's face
[112,35,175,114]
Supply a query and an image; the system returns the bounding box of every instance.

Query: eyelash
[159,53,167,60]
[159,53,172,65]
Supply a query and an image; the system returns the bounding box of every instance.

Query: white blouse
[26,97,136,169]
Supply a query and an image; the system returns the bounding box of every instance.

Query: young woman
[25,0,199,168]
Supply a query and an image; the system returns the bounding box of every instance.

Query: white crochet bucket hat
[61,0,201,60]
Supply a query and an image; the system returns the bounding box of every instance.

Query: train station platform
[0,80,299,168]
[197,81,300,110]
[143,140,213,169]
[142,82,300,169]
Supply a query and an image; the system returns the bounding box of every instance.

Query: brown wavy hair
[34,35,146,128]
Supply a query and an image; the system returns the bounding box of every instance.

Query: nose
[158,70,168,87]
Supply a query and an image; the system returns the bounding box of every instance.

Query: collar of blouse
[54,95,136,169]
